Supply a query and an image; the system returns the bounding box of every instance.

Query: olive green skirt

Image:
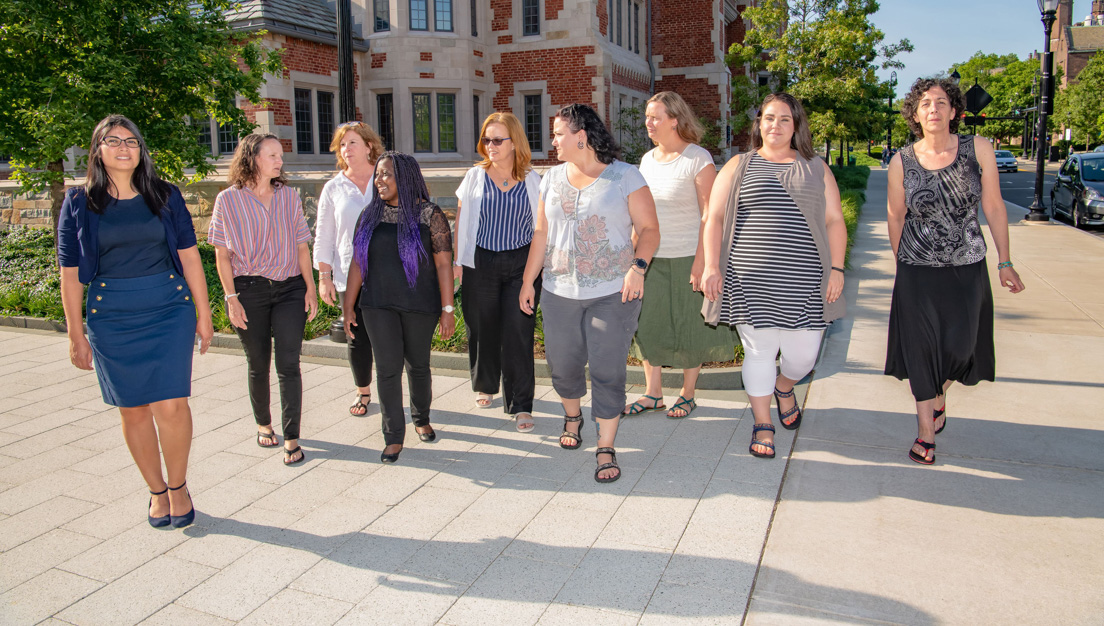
[630,256,741,369]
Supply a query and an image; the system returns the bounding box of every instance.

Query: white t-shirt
[539,160,648,300]
[312,171,374,291]
[638,143,714,258]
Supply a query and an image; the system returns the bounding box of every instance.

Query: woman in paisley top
[886,78,1025,465]
[519,104,659,483]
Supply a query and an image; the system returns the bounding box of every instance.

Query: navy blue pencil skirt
[86,271,196,408]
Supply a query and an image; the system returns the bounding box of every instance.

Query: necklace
[501,178,510,188]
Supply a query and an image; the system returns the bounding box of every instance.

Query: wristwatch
[632,258,648,271]
[442,305,455,313]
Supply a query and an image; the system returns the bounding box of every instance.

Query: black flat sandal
[148,487,170,528]
[283,445,306,466]
[934,405,947,435]
[750,423,776,459]
[349,392,371,416]
[594,447,621,483]
[560,414,583,450]
[908,438,935,465]
[774,387,802,430]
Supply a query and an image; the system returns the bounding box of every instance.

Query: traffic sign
[965,82,992,114]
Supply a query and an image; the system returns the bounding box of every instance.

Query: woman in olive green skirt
[626,92,739,419]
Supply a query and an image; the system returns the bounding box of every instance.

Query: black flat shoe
[381,445,402,463]
[416,426,436,442]
[168,482,195,529]
[148,487,170,528]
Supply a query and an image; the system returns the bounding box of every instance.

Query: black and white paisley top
[898,135,987,267]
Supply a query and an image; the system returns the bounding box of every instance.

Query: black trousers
[233,274,307,440]
[341,291,373,388]
[361,307,438,445]
[462,245,540,414]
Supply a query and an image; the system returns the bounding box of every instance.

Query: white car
[994,150,1018,173]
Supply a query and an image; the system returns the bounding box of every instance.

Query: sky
[871,0,1096,94]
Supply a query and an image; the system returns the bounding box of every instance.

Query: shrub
[830,164,871,193]
[840,189,865,268]
[0,227,65,320]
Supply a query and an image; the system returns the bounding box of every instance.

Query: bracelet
[831,266,845,274]
[997,261,1014,270]
[319,271,332,277]
[631,266,646,276]
[224,293,238,302]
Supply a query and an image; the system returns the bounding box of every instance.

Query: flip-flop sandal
[667,395,696,419]
[475,393,494,409]
[257,430,280,448]
[934,405,947,435]
[349,392,371,416]
[908,438,935,465]
[283,445,306,466]
[622,394,666,416]
[514,412,535,433]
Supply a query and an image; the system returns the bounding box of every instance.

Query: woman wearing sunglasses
[454,112,543,431]
[314,121,384,417]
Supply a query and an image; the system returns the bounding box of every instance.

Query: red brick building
[1054,0,1104,89]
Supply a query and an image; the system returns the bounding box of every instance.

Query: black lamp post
[336,0,356,123]
[886,70,897,150]
[1028,0,1059,222]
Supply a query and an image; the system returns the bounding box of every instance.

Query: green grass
[827,150,881,168]
[840,189,865,269]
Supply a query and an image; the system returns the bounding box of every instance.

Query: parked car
[993,150,1018,173]
[1093,145,1104,152]
[1051,152,1104,228]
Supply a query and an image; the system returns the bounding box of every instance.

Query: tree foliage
[1055,50,1104,150]
[727,0,912,150]
[945,52,1039,145]
[0,0,283,197]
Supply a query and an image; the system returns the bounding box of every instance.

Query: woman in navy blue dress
[58,115,214,528]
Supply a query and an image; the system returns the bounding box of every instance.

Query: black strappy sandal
[560,414,583,450]
[750,423,776,459]
[908,438,935,465]
[349,392,371,416]
[167,482,195,529]
[774,387,802,431]
[594,447,621,483]
[148,487,170,528]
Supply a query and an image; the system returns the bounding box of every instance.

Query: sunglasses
[338,121,365,129]
[481,136,511,146]
[102,136,141,148]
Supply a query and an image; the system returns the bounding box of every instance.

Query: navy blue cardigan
[57,185,198,284]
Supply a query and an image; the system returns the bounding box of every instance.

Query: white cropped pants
[736,325,824,397]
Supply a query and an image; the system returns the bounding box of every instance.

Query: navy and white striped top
[719,154,826,330]
[475,172,534,252]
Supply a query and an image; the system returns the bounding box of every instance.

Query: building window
[410,0,428,30]
[616,0,622,46]
[196,118,212,153]
[374,0,390,31]
[294,88,314,154]
[317,91,335,153]
[608,0,614,41]
[633,2,640,52]
[522,0,539,36]
[218,121,238,154]
[437,93,457,152]
[524,94,542,153]
[413,93,432,152]
[473,94,481,145]
[377,93,395,151]
[435,0,453,31]
[470,0,477,35]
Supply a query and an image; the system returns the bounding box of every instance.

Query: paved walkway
[1,169,1102,624]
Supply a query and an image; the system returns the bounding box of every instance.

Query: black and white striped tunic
[718,154,826,330]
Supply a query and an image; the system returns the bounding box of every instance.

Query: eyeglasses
[102,136,141,148]
[481,137,511,146]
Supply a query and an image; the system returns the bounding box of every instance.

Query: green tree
[727,0,912,154]
[0,0,283,232]
[1055,50,1104,150]
[946,52,1039,146]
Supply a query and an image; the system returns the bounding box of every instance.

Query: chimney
[1094,0,1104,23]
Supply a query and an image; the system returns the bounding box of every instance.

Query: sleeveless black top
[898,135,987,267]
[359,202,452,316]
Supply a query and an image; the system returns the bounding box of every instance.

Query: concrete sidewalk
[745,169,1104,623]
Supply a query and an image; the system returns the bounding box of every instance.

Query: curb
[0,314,749,390]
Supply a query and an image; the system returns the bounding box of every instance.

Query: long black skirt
[884,259,995,401]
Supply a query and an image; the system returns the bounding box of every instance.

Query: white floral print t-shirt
[539,160,648,300]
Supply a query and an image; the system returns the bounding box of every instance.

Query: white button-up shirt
[313,171,375,291]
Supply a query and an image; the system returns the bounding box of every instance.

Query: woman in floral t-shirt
[519,104,660,484]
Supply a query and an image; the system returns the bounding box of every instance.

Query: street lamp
[886,71,897,150]
[1027,0,1060,222]
[951,69,961,83]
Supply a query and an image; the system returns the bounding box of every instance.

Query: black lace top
[359,201,453,315]
[898,135,987,267]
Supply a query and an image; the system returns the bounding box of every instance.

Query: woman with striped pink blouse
[209,134,318,466]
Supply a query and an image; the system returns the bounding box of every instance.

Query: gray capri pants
[541,289,642,420]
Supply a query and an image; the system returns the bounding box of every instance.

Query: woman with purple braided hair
[343,152,455,464]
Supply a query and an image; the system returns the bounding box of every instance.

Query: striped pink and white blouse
[208,184,312,281]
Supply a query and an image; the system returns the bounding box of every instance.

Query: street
[998,162,1104,238]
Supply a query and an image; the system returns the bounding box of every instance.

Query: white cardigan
[454,166,543,268]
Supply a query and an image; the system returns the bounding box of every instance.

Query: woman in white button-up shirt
[314,121,383,416]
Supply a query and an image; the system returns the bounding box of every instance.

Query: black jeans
[234,274,307,440]
[341,291,374,388]
[361,307,438,445]
[462,245,540,414]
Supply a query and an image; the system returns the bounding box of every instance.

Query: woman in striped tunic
[701,93,847,459]
[454,112,543,431]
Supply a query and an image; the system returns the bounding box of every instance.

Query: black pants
[462,245,540,414]
[361,307,438,445]
[341,291,373,388]
[234,274,307,440]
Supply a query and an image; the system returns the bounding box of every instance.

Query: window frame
[317,90,335,154]
[410,0,428,30]
[434,0,453,32]
[436,92,457,153]
[377,93,395,151]
[374,0,390,32]
[522,0,540,36]
[412,92,433,153]
[523,94,543,153]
